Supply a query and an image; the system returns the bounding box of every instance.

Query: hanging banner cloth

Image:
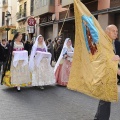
[67,0,118,102]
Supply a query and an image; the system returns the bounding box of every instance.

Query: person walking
[113,39,120,85]
[1,32,31,91]
[47,38,54,66]
[29,35,56,90]
[0,39,9,74]
[54,38,74,86]
[94,24,120,120]
[56,40,63,61]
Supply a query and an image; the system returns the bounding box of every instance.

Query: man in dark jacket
[47,38,54,66]
[24,40,33,56]
[56,39,63,61]
[114,39,120,84]
[0,39,9,74]
[94,25,120,120]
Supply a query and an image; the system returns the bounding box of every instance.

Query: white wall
[0,0,2,27]
[9,0,17,25]
[0,0,3,40]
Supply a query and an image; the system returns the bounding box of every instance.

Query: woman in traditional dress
[1,32,31,91]
[54,38,74,86]
[29,35,55,89]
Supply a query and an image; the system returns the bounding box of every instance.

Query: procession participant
[53,37,58,62]
[55,39,63,61]
[29,35,55,89]
[94,25,120,120]
[1,32,31,91]
[114,38,120,85]
[47,38,54,66]
[0,39,9,74]
[66,0,119,119]
[54,38,74,86]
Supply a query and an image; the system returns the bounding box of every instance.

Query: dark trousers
[94,100,111,120]
[117,75,120,83]
[0,62,6,73]
[0,62,3,72]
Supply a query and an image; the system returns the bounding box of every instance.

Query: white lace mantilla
[13,50,28,67]
[35,51,51,68]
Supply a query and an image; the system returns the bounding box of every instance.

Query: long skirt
[3,60,31,87]
[55,59,72,86]
[32,58,56,86]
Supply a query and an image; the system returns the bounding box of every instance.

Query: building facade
[1,0,118,42]
[61,0,120,40]
[33,0,120,42]
[34,0,55,40]
[0,0,17,41]
[33,0,71,41]
[16,0,36,41]
[97,0,120,39]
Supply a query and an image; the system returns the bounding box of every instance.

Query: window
[30,0,34,15]
[58,0,62,5]
[35,0,41,9]
[42,0,47,6]
[19,5,22,16]
[50,0,54,5]
[2,12,5,26]
[24,2,27,16]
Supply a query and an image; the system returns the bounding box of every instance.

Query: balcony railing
[16,10,27,22]
[2,0,8,7]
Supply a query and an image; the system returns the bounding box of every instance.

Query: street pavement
[0,79,120,120]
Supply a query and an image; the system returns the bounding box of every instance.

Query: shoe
[17,89,21,92]
[40,86,44,90]
[93,116,99,120]
[94,118,99,120]
[17,86,21,92]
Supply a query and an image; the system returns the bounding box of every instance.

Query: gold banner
[67,0,118,102]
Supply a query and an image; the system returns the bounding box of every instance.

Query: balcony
[2,0,8,7]
[16,10,27,22]
[33,0,55,17]
[62,0,73,7]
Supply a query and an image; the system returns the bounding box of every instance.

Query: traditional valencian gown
[29,35,55,87]
[2,42,31,87]
[54,38,74,86]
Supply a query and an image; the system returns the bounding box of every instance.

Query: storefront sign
[17,27,26,33]
[27,26,34,33]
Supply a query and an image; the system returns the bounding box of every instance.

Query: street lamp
[5,11,11,41]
